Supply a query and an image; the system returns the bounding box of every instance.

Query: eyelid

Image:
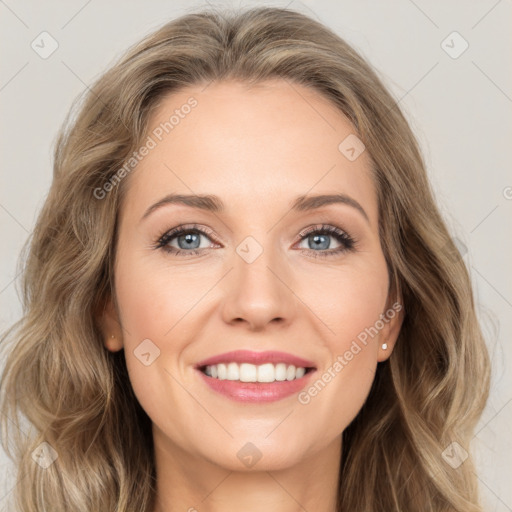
[155,223,219,248]
[296,223,347,239]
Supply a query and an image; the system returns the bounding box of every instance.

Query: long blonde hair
[0,6,490,511]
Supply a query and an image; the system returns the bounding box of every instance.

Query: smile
[195,350,317,402]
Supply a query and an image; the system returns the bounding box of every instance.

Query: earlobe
[105,333,123,352]
[378,342,391,362]
[377,296,405,362]
[97,297,124,352]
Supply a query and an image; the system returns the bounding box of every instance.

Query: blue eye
[155,224,215,256]
[295,224,356,258]
[155,223,356,258]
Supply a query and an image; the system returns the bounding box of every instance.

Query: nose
[220,239,297,331]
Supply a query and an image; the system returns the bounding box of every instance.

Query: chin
[201,438,310,473]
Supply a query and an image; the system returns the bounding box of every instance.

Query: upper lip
[195,350,316,369]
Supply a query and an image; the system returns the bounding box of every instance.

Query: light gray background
[1,0,511,510]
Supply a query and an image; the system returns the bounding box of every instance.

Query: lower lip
[196,369,316,402]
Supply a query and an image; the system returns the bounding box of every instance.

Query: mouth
[194,350,317,402]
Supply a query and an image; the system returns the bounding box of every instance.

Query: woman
[0,6,490,511]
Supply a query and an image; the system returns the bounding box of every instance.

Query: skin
[99,78,403,512]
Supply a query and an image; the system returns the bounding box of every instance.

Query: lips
[195,349,316,369]
[194,350,317,403]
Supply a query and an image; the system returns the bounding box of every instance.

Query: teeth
[217,363,227,380]
[202,362,309,382]
[240,363,257,382]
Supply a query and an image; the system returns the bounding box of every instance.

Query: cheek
[115,249,214,341]
[297,257,389,350]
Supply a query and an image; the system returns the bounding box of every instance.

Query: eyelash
[154,223,357,259]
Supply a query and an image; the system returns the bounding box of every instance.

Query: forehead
[120,79,378,226]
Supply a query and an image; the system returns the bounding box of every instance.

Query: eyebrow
[141,193,369,223]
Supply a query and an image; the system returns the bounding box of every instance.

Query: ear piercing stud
[381,343,388,350]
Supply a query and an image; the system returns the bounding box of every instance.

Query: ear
[96,296,124,352]
[377,293,405,363]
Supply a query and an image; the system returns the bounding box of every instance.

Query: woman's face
[104,79,403,471]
